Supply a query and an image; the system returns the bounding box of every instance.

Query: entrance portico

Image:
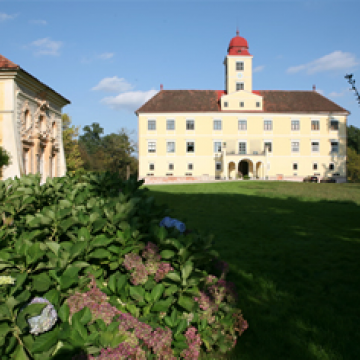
[226,158,266,179]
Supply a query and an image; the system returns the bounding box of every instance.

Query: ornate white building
[0,54,70,181]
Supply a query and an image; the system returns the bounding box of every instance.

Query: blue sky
[1,0,360,150]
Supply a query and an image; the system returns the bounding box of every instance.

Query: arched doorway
[239,160,249,176]
[256,162,264,179]
[228,161,236,179]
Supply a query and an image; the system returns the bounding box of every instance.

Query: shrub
[0,172,247,359]
[243,175,250,180]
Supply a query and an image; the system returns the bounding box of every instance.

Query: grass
[140,181,360,360]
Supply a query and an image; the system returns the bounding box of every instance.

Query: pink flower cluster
[233,310,249,336]
[87,343,147,360]
[181,327,202,360]
[122,242,174,285]
[67,276,121,325]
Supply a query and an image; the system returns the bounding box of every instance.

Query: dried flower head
[0,276,16,285]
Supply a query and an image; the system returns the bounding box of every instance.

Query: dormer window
[240,102,244,108]
[256,102,261,108]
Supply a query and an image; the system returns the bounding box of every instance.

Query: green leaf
[72,314,88,341]
[13,344,29,360]
[91,234,113,248]
[181,261,193,285]
[99,331,113,348]
[72,261,90,268]
[69,241,87,260]
[160,250,176,259]
[164,284,178,297]
[32,272,52,292]
[152,297,173,312]
[32,327,60,353]
[129,286,145,302]
[117,275,127,292]
[166,271,181,283]
[173,340,188,350]
[59,276,76,290]
[110,334,127,348]
[78,306,92,325]
[45,241,60,256]
[151,283,165,302]
[78,227,90,241]
[175,319,188,336]
[88,249,112,259]
[43,289,60,307]
[58,303,70,323]
[17,303,47,331]
[178,295,195,312]
[107,273,117,293]
[158,226,168,241]
[92,219,107,233]
[170,308,178,325]
[164,316,173,328]
[0,322,11,337]
[62,265,80,279]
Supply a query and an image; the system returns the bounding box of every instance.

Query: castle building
[0,54,70,181]
[136,31,349,184]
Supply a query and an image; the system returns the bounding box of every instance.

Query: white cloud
[0,12,17,22]
[92,76,134,93]
[98,52,114,60]
[253,65,265,73]
[287,51,359,74]
[28,37,62,56]
[29,20,47,25]
[328,89,349,97]
[100,89,159,112]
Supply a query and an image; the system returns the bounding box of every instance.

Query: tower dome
[227,30,251,56]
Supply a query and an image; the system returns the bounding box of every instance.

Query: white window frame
[330,140,339,154]
[186,119,195,130]
[236,61,244,71]
[264,140,273,153]
[292,162,298,171]
[238,119,247,131]
[291,140,300,153]
[264,120,272,131]
[166,141,175,153]
[238,140,247,155]
[213,141,222,153]
[240,102,244,108]
[166,119,175,130]
[186,141,195,153]
[236,82,244,91]
[149,163,155,171]
[148,119,156,131]
[291,120,300,131]
[187,163,193,171]
[311,119,320,131]
[213,120,222,130]
[215,161,222,171]
[147,141,156,153]
[330,119,339,131]
[311,140,320,153]
[168,163,174,171]
[313,162,318,171]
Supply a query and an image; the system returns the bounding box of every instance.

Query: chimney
[312,84,316,91]
[160,84,163,91]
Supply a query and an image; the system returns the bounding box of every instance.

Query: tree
[345,73,360,106]
[62,113,84,172]
[79,122,104,155]
[347,147,360,182]
[0,146,11,178]
[347,125,360,154]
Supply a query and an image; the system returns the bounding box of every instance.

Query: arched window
[52,121,56,138]
[25,110,30,129]
[39,116,46,132]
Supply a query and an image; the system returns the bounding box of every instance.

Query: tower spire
[236,27,239,36]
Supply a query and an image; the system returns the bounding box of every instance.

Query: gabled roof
[0,54,70,105]
[136,89,349,115]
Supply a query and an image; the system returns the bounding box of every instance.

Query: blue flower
[159,217,186,233]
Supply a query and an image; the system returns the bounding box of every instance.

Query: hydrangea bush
[0,172,248,359]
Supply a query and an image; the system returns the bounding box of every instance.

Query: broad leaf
[151,283,165,302]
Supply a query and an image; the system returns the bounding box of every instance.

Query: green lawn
[141,181,360,360]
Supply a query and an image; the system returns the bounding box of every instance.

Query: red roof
[136,89,350,115]
[227,30,251,56]
[0,54,19,69]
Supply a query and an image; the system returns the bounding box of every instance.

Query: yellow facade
[137,33,348,184]
[0,81,3,149]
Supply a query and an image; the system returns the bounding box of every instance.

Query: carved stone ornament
[20,100,34,141]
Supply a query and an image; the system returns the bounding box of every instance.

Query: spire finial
[236,27,239,36]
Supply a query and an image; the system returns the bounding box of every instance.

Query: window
[333,173,340,176]
[224,102,228,108]
[238,120,247,130]
[188,163,193,170]
[291,141,300,152]
[25,110,30,129]
[216,162,222,171]
[240,102,244,108]
[256,102,261,108]
[236,83,244,91]
[39,116,46,132]
[313,163,318,170]
[169,163,174,170]
[186,141,195,153]
[185,173,192,176]
[167,142,175,153]
[264,120,272,131]
[291,120,300,131]
[213,120,222,130]
[186,120,195,130]
[330,120,339,131]
[148,142,156,153]
[236,61,244,71]
[238,142,246,154]
[167,120,175,130]
[293,163,298,170]
[52,122,56,138]
[331,141,339,153]
[311,141,319,152]
[166,173,173,176]
[149,163,155,171]
[148,120,156,130]
[329,163,335,170]
[264,142,272,153]
[311,120,320,131]
[214,142,222,153]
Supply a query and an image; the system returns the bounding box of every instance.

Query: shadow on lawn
[143,185,360,360]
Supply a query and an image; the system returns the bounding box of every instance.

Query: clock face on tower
[237,72,243,79]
